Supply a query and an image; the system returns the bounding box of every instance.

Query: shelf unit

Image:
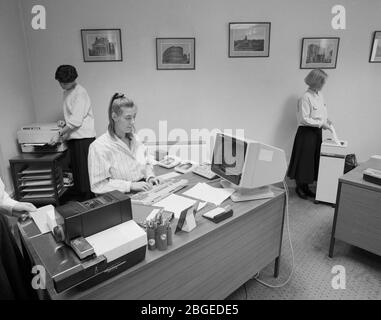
[10,152,68,206]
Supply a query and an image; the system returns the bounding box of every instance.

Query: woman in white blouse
[88,93,160,195]
[50,65,96,200]
[287,69,333,200]
[1,177,37,299]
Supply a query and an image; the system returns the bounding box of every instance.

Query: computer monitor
[211,133,287,201]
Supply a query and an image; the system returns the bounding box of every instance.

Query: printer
[17,123,68,153]
[21,191,147,293]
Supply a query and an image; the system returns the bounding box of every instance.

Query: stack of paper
[30,205,57,234]
[182,183,235,206]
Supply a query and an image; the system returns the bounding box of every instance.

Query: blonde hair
[304,69,328,90]
[108,93,137,138]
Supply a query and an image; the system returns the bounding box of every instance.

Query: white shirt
[88,132,155,194]
[297,90,328,128]
[63,83,96,140]
[0,178,17,215]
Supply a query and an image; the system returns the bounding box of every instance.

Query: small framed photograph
[81,29,122,62]
[369,31,381,63]
[156,38,195,70]
[300,37,340,69]
[229,22,271,58]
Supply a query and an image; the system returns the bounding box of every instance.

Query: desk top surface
[19,166,285,300]
[339,160,381,192]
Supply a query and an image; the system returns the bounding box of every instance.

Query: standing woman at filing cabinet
[50,65,96,200]
[287,69,333,200]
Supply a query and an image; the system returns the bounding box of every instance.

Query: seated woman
[88,93,159,194]
[0,177,37,299]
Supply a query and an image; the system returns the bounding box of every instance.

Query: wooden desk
[329,161,381,257]
[19,169,286,300]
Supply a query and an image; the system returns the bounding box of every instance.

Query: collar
[106,131,138,155]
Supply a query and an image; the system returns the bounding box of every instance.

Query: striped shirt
[88,132,155,194]
[297,90,328,128]
[0,178,17,215]
[63,83,96,140]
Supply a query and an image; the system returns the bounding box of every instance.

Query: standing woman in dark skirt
[287,69,333,199]
[50,65,96,200]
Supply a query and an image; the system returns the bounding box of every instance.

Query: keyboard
[131,179,189,206]
[192,164,218,180]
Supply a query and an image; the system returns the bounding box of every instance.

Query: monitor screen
[211,134,247,186]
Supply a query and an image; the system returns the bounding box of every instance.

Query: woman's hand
[147,177,160,186]
[131,182,153,192]
[49,132,61,145]
[12,202,36,219]
[327,119,333,126]
[322,123,332,131]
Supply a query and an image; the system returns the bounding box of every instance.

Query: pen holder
[156,225,168,251]
[167,225,173,246]
[147,227,156,251]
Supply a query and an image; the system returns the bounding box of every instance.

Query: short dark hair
[55,65,78,83]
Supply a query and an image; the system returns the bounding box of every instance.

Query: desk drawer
[336,183,381,255]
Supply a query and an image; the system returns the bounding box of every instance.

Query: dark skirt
[287,126,322,185]
[0,215,37,300]
[67,137,95,197]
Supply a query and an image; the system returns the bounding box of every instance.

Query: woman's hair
[55,65,78,83]
[304,69,328,90]
[108,93,137,138]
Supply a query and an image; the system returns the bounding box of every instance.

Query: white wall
[0,0,35,190]
[21,0,381,162]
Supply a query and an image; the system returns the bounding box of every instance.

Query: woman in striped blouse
[88,93,160,194]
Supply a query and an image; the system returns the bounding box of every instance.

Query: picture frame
[300,37,340,69]
[229,22,271,58]
[81,29,122,62]
[369,31,381,63]
[156,38,195,70]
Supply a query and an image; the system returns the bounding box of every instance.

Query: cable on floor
[253,180,295,288]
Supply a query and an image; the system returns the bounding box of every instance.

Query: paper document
[182,183,235,206]
[30,205,57,234]
[330,125,341,145]
[155,193,197,219]
[197,202,207,211]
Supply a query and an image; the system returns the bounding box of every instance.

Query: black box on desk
[55,191,132,244]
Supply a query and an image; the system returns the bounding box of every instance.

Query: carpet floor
[227,188,381,300]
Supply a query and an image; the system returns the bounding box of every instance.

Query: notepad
[155,194,197,219]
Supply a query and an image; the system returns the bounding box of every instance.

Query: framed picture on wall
[300,37,340,69]
[81,29,122,62]
[369,31,381,63]
[156,38,195,70]
[229,22,271,58]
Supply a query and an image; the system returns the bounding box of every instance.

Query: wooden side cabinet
[9,152,68,206]
[329,163,381,257]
